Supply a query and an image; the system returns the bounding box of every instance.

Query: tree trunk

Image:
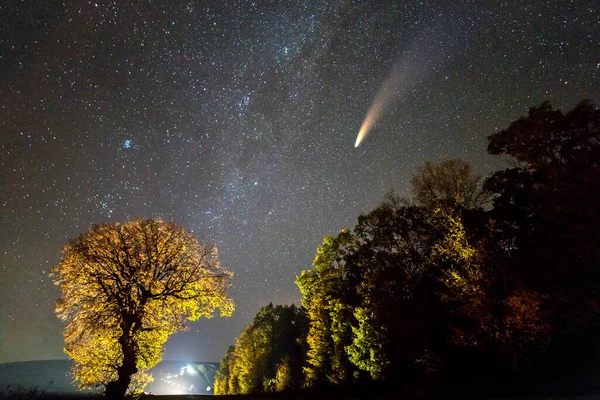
[104,338,138,399]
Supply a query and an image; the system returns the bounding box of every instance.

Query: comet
[354,63,417,148]
[354,17,465,148]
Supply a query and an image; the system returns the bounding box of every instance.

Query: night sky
[1,1,598,364]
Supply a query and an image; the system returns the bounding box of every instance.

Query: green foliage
[346,307,389,380]
[296,231,356,386]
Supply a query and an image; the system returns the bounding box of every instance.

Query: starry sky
[1,0,598,364]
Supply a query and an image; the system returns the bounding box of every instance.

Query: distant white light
[123,139,132,149]
[184,365,197,375]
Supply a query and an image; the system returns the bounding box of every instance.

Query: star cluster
[1,0,598,363]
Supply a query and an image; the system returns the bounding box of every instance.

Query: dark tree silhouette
[485,100,600,356]
[411,159,490,209]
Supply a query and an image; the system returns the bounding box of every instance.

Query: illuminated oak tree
[51,218,234,399]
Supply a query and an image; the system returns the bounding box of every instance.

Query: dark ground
[127,392,600,400]
[4,358,600,400]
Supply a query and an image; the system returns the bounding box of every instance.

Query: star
[0,0,598,365]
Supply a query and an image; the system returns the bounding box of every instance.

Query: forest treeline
[214,101,600,396]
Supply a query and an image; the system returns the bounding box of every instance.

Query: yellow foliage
[127,369,154,397]
[274,360,293,392]
[431,206,476,265]
[431,208,551,352]
[51,218,234,392]
[228,323,269,394]
[503,288,550,345]
[431,206,485,299]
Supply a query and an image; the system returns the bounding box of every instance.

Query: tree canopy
[51,218,234,399]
